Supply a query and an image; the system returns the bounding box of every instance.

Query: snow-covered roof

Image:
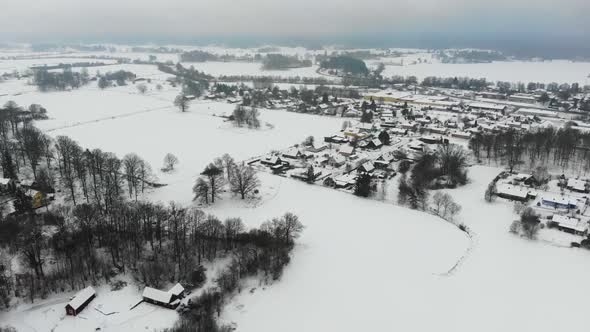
[360,161,374,173]
[497,184,529,200]
[282,147,301,158]
[469,102,506,111]
[67,286,95,310]
[516,108,557,118]
[0,178,13,185]
[339,145,354,155]
[567,179,587,191]
[542,196,578,207]
[553,215,588,233]
[169,283,185,296]
[143,287,173,304]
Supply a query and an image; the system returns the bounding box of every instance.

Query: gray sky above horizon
[1,0,588,44]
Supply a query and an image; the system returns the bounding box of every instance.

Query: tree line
[0,198,302,313]
[469,127,590,174]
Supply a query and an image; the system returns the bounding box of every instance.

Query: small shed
[65,286,96,316]
[0,178,16,192]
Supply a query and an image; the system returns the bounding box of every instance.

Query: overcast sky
[1,0,588,50]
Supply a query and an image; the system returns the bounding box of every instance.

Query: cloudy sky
[1,0,588,53]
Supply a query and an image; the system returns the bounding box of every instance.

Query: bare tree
[137,83,148,94]
[200,163,224,203]
[230,164,260,199]
[18,126,45,179]
[174,94,189,112]
[162,153,179,172]
[123,153,142,200]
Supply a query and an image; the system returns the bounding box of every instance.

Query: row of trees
[32,68,90,91]
[193,154,260,204]
[261,54,312,70]
[469,127,590,174]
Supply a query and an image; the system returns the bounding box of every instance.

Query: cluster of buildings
[494,172,590,237]
[63,283,187,318]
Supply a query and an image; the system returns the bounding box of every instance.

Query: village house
[333,173,357,188]
[282,147,302,159]
[389,127,408,136]
[363,138,383,150]
[358,161,375,174]
[65,286,96,316]
[552,215,588,236]
[261,155,283,167]
[339,145,355,157]
[408,141,425,152]
[324,135,348,144]
[541,196,578,210]
[496,184,531,202]
[566,178,588,193]
[452,131,471,139]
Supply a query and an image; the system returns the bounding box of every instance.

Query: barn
[142,283,186,309]
[65,286,96,316]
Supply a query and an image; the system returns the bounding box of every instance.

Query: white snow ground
[218,166,590,332]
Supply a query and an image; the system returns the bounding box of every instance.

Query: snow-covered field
[218,166,590,332]
[378,59,590,84]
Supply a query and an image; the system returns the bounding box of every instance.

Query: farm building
[142,286,181,309]
[508,94,537,104]
[552,215,588,235]
[65,286,96,316]
[469,102,507,113]
[516,108,557,118]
